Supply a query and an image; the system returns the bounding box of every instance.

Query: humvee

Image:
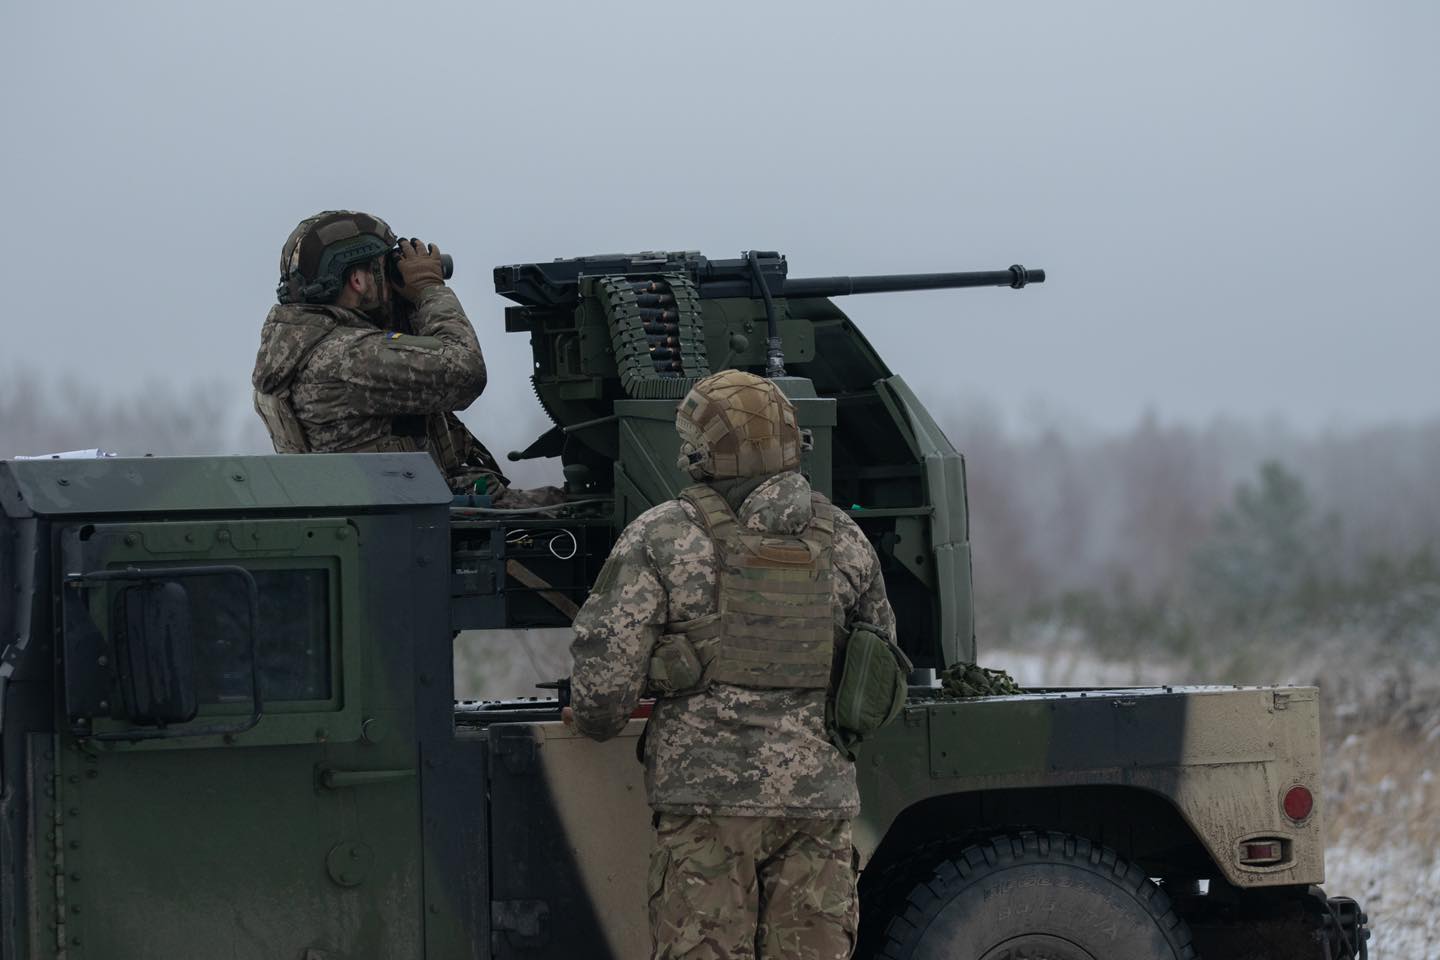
[0,251,1367,958]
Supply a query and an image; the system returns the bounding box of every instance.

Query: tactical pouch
[646,612,722,698]
[832,624,911,742]
[252,389,309,454]
[646,634,705,697]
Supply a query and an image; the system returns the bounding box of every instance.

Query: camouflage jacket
[251,285,490,467]
[570,471,897,819]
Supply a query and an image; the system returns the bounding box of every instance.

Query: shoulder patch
[381,333,446,351]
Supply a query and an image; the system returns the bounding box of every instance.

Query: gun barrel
[782,265,1043,298]
[494,253,1045,309]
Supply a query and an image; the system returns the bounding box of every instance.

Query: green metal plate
[2,453,449,518]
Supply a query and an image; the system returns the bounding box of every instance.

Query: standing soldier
[568,370,900,960]
[251,210,558,505]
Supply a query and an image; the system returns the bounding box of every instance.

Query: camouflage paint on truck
[473,681,1326,958]
[1,454,464,958]
[0,463,1354,959]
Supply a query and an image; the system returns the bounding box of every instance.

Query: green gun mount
[494,250,1044,669]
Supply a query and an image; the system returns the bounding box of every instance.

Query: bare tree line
[950,409,1440,601]
[946,408,1440,667]
[2,372,270,459]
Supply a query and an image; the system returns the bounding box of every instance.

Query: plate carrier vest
[662,483,838,692]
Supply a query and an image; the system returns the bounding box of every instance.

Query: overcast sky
[2,0,1436,458]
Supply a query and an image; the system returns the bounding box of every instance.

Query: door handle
[318,766,416,790]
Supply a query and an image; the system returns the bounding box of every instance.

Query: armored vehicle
[0,251,1367,958]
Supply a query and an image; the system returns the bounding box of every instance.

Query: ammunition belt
[938,662,1023,698]
[595,273,709,399]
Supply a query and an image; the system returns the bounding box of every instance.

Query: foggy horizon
[3,0,1436,448]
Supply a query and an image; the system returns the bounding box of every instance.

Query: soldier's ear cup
[676,439,710,477]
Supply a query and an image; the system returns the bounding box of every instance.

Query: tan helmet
[675,370,802,481]
[276,210,397,305]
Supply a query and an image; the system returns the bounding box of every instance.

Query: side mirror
[111,580,199,725]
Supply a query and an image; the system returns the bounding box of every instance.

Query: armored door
[47,515,424,960]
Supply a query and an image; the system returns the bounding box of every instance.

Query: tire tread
[871,831,1198,960]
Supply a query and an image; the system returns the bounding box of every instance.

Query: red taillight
[1283,785,1314,822]
[1242,842,1282,863]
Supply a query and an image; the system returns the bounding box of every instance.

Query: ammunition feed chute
[587,273,708,399]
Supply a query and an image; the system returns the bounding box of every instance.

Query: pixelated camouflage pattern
[253,284,485,446]
[648,813,857,960]
[675,371,802,481]
[252,284,516,492]
[570,471,896,818]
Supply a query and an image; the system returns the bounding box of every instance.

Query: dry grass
[1320,669,1440,959]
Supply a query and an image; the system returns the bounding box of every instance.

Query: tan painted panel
[1178,687,1284,764]
[538,719,652,958]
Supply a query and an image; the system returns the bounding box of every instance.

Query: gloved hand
[393,238,446,303]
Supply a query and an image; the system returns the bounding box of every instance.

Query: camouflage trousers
[648,813,858,960]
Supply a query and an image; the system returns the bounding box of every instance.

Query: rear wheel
[871,831,1196,960]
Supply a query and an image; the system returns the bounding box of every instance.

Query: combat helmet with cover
[276,210,397,305]
[674,369,803,480]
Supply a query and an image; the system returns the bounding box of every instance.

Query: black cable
[748,251,785,378]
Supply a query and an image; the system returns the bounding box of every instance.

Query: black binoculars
[387,246,455,283]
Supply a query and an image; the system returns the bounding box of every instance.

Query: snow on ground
[1322,720,1440,960]
[1327,839,1438,959]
